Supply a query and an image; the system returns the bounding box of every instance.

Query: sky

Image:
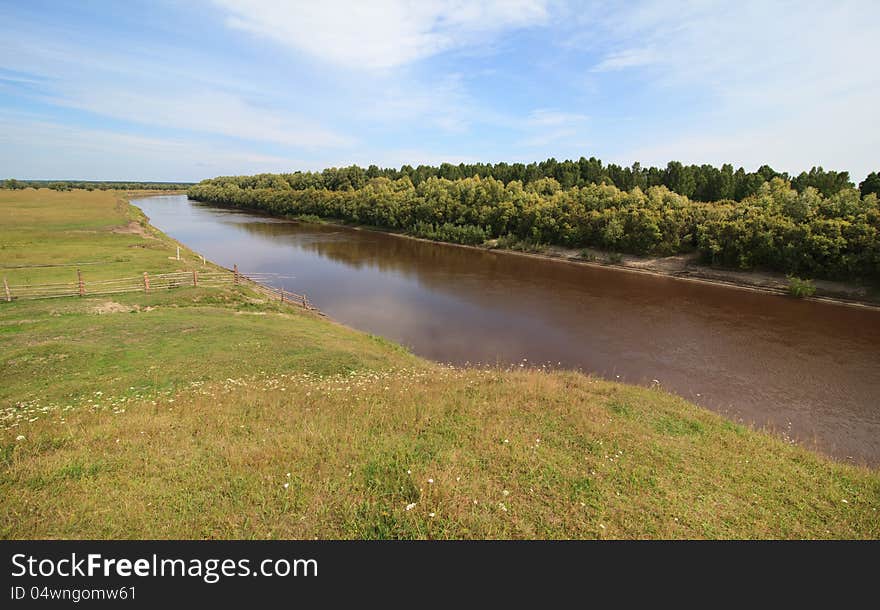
[1,0,878,182]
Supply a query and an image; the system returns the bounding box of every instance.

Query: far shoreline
[169,192,880,312]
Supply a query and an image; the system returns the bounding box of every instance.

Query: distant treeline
[196,158,880,202]
[2,179,193,191]
[189,169,880,282]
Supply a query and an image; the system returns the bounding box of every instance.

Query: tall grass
[787,276,817,298]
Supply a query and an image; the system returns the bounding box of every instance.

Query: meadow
[1,189,878,539]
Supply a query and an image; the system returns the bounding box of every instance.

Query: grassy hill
[1,189,877,539]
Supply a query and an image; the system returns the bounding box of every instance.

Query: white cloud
[580,0,880,178]
[213,0,549,69]
[53,87,354,150]
[624,91,880,179]
[526,109,588,128]
[0,113,305,181]
[354,73,474,132]
[517,109,589,148]
[0,29,354,150]
[591,47,658,72]
[342,148,480,169]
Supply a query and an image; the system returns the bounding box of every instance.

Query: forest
[189,164,880,282]
[2,179,192,191]
[192,158,879,202]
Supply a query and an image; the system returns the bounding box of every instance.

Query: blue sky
[1,0,878,182]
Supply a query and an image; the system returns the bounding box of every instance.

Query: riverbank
[2,189,878,539]
[505,244,880,309]
[268,211,880,310]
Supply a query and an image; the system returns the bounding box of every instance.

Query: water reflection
[136,196,880,464]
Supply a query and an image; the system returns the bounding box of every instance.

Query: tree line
[188,172,880,282]
[197,158,877,203]
[2,179,192,191]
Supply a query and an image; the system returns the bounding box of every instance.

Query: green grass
[0,189,192,285]
[1,188,878,539]
[0,295,414,407]
[787,275,817,298]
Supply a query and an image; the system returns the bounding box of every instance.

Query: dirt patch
[497,243,874,305]
[92,301,137,314]
[112,221,154,239]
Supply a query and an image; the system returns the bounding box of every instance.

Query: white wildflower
[405,503,416,511]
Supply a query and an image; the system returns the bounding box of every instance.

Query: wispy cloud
[574,0,880,177]
[591,48,658,72]
[213,0,550,69]
[0,25,354,150]
[0,112,304,181]
[53,87,355,149]
[354,73,474,133]
[517,109,589,148]
[1,0,878,180]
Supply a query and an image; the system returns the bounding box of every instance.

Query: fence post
[280,288,284,303]
[3,276,10,302]
[176,246,180,261]
[233,264,239,285]
[143,272,150,293]
[302,293,307,309]
[77,268,84,297]
[201,255,206,267]
[192,270,198,287]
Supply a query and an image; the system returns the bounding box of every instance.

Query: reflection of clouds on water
[134,195,880,465]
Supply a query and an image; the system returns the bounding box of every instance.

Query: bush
[787,276,816,298]
[496,234,546,253]
[410,222,486,246]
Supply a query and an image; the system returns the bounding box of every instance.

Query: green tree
[664,162,696,198]
[859,171,880,197]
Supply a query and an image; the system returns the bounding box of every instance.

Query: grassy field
[1,189,878,539]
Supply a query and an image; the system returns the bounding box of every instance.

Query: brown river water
[135,195,880,465]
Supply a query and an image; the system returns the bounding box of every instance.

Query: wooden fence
[1,265,315,311]
[235,266,314,310]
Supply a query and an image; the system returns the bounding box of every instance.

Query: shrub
[410,222,486,246]
[787,275,816,298]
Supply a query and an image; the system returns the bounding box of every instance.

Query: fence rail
[2,265,317,312]
[235,266,314,310]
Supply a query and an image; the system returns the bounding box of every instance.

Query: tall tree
[858,171,880,197]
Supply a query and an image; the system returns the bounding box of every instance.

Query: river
[134,195,880,465]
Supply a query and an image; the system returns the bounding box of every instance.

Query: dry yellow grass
[3,367,878,539]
